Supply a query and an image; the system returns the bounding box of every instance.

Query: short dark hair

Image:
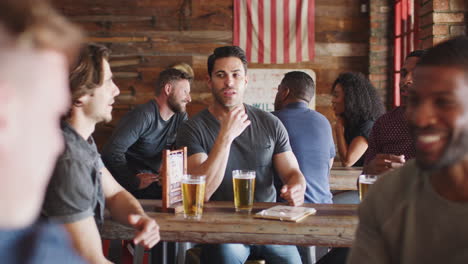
[417,36,468,74]
[155,68,192,96]
[280,71,315,102]
[207,46,248,76]
[69,43,110,103]
[407,49,426,59]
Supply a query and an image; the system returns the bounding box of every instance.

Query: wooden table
[101,200,358,247]
[329,167,362,191]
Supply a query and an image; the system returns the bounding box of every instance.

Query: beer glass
[232,170,256,213]
[358,174,378,201]
[182,174,206,220]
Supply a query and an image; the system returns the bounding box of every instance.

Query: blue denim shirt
[0,222,85,263]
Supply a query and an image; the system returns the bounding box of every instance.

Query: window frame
[393,0,419,107]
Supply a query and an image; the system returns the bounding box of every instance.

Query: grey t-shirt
[176,104,291,202]
[42,121,105,226]
[348,160,468,264]
[102,100,187,191]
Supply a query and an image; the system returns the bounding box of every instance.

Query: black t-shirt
[344,120,374,167]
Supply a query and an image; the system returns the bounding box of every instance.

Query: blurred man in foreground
[349,36,468,263]
[0,0,85,262]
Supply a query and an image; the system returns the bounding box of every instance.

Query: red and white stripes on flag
[233,0,315,64]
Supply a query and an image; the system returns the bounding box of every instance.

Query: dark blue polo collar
[285,102,308,109]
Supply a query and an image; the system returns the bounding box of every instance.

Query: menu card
[254,205,316,222]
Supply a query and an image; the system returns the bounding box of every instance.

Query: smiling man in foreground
[348,36,468,264]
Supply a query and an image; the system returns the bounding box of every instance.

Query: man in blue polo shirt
[273,71,335,204]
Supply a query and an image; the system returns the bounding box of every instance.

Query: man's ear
[281,87,290,100]
[73,94,89,107]
[206,74,212,90]
[163,83,173,96]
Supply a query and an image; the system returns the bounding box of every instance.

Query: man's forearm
[102,152,140,191]
[285,170,306,189]
[64,217,112,264]
[189,134,233,201]
[107,190,145,225]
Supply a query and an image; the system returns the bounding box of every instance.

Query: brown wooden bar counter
[329,167,362,191]
[101,200,358,248]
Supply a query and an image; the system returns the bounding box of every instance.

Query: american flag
[233,0,315,64]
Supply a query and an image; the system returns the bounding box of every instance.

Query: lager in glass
[358,174,378,201]
[182,174,206,220]
[232,170,256,213]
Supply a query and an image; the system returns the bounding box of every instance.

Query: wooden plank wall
[53,0,369,148]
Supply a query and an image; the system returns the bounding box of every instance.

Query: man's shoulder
[60,126,95,160]
[61,133,98,162]
[375,106,405,125]
[126,100,157,120]
[301,109,329,124]
[274,107,328,122]
[246,104,279,123]
[178,109,211,134]
[173,111,188,122]
[137,99,157,111]
[185,108,210,123]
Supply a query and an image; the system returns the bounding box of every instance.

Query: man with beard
[42,44,160,263]
[176,46,305,264]
[102,68,192,199]
[363,50,425,175]
[348,36,468,263]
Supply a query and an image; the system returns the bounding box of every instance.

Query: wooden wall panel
[53,0,369,148]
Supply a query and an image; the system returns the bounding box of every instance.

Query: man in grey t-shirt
[176,46,306,264]
[348,37,468,264]
[102,69,191,199]
[42,44,160,263]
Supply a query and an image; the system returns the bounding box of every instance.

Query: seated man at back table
[363,50,425,175]
[272,71,335,204]
[176,46,306,264]
[349,36,468,263]
[42,43,160,264]
[102,68,192,199]
[0,0,85,263]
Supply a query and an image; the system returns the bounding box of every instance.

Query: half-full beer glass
[232,170,256,213]
[358,174,378,201]
[182,174,206,220]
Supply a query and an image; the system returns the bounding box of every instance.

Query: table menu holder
[254,205,316,222]
[161,147,187,213]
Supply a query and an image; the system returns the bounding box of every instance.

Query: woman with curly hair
[332,72,384,167]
